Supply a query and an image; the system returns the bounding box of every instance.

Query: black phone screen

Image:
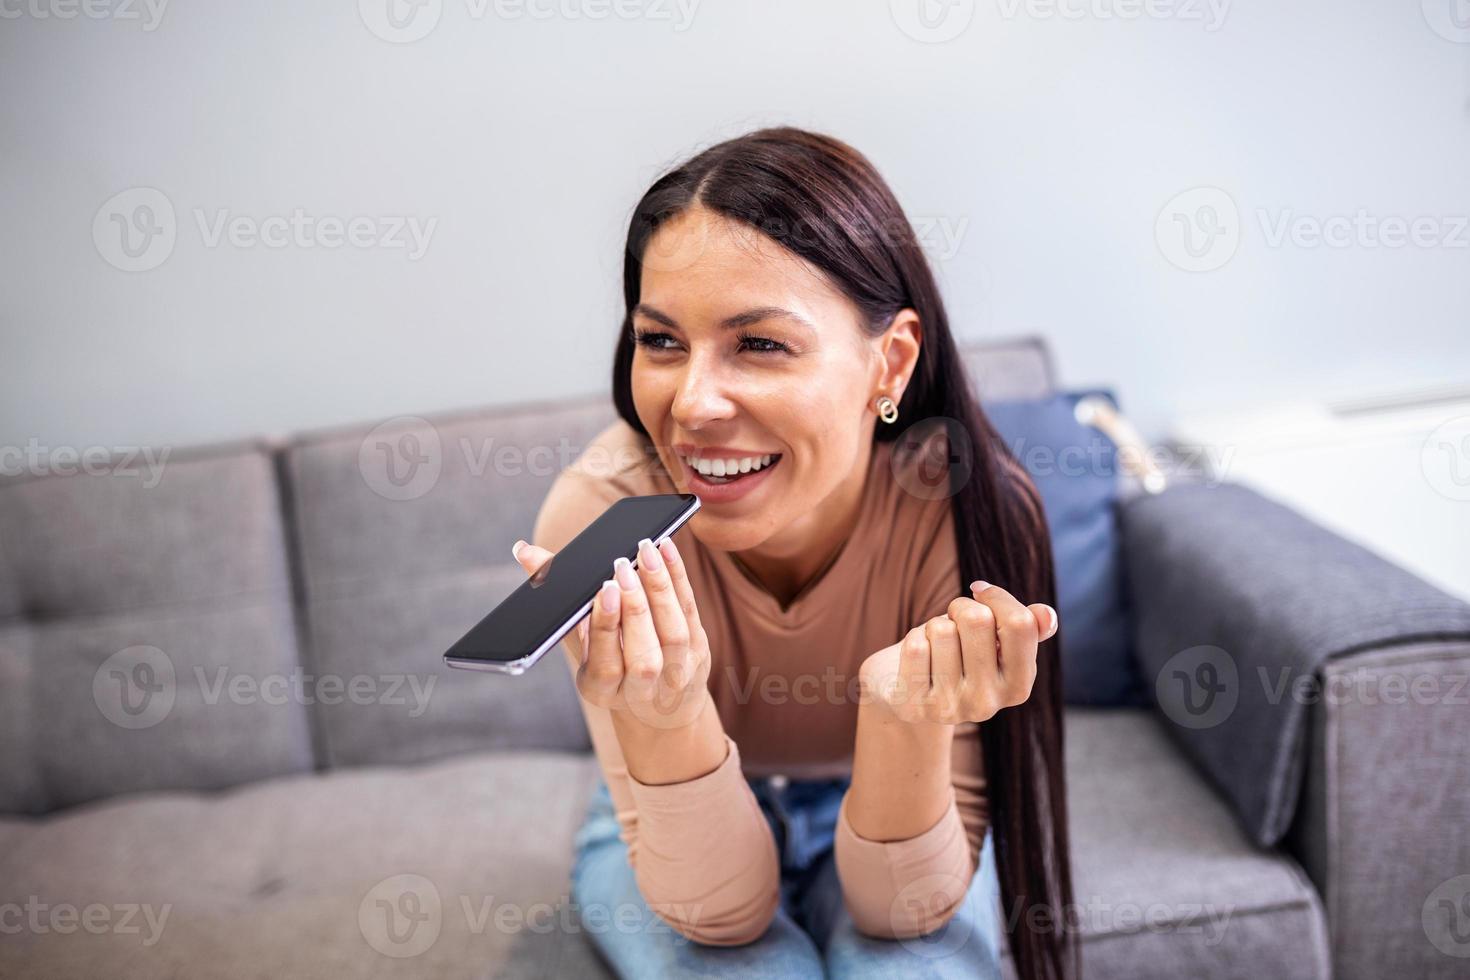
[444,493,699,668]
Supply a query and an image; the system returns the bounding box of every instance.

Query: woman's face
[631,205,918,555]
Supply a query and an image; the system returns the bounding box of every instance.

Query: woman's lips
[678,453,783,505]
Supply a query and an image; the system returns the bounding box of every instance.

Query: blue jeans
[570,775,1003,978]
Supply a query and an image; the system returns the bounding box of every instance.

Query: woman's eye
[737,332,789,354]
[633,330,679,351]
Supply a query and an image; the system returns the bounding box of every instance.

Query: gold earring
[875,394,899,424]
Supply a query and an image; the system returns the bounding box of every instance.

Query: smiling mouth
[676,451,784,485]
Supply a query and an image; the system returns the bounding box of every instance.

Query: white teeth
[681,452,779,479]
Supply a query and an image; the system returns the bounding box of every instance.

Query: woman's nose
[670,360,737,429]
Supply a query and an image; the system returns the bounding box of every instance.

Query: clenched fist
[512,535,713,730]
[860,580,1058,725]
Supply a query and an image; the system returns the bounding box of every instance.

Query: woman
[515,127,1075,979]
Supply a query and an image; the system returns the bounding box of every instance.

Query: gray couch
[2,337,1467,979]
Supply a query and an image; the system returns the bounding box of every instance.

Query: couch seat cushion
[1062,708,1330,979]
[0,751,609,979]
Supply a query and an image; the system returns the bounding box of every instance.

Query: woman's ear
[875,308,922,402]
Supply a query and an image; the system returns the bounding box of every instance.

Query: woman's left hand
[859,581,1059,726]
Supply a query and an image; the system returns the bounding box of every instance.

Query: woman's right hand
[512,535,713,730]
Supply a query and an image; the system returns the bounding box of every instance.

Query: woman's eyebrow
[632,303,816,334]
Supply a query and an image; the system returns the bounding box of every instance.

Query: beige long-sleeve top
[532,420,986,944]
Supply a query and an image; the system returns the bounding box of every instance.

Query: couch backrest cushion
[0,446,314,815]
[961,335,1056,402]
[283,398,616,767]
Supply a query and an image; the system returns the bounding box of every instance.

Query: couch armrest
[1287,640,1470,980]
[1118,481,1470,843]
[1118,482,1470,976]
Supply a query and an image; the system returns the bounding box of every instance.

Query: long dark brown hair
[610,127,1076,980]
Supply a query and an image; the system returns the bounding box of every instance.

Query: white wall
[3,0,1468,454]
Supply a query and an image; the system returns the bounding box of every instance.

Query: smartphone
[443,493,701,675]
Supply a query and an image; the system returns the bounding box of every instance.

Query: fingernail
[658,536,679,564]
[614,556,639,590]
[971,580,990,593]
[599,579,619,613]
[1045,605,1058,633]
[638,538,661,570]
[512,539,525,561]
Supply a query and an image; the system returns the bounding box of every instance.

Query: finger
[657,536,704,636]
[898,625,930,712]
[635,538,692,689]
[511,539,555,577]
[969,582,1039,668]
[613,556,663,700]
[579,579,623,701]
[925,615,963,717]
[948,596,998,687]
[1030,603,1059,641]
[970,581,1039,704]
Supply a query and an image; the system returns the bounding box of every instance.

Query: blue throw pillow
[981,390,1141,706]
